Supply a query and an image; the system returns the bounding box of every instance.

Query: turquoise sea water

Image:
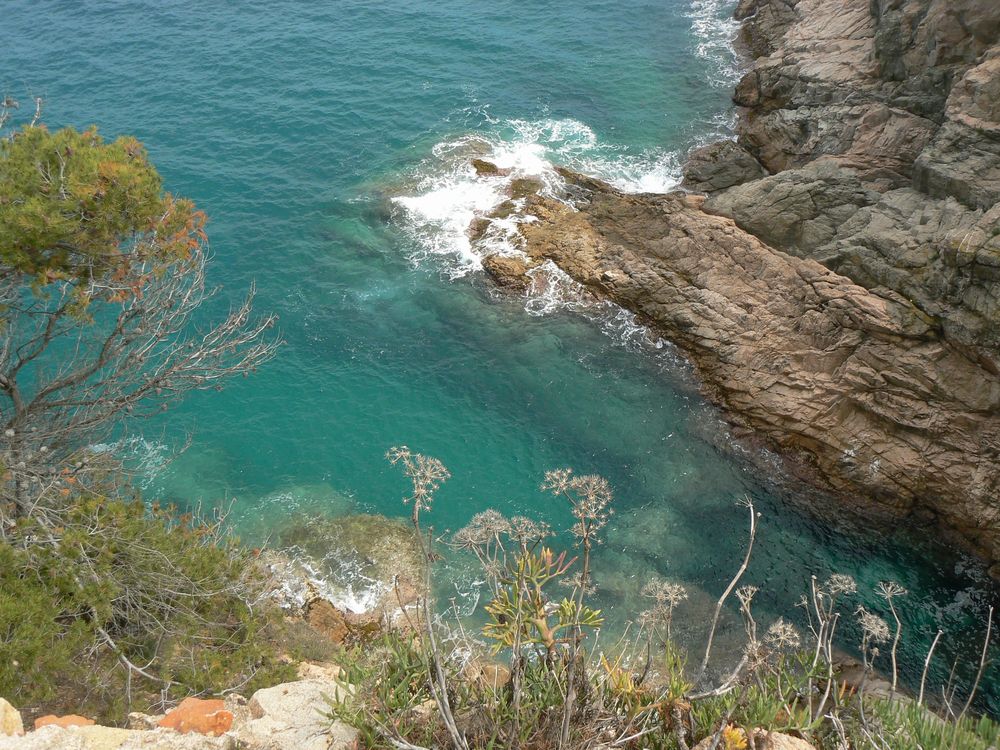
[6,0,997,712]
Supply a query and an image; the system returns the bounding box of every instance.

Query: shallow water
[7,0,997,712]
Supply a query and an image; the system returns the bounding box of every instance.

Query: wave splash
[688,0,742,88]
[390,117,693,368]
[392,117,681,278]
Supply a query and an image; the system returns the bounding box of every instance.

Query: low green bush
[0,494,296,722]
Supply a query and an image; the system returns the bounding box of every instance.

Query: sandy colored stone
[158,698,233,737]
[0,700,22,737]
[236,677,357,750]
[34,715,94,730]
[306,599,350,644]
[0,725,230,750]
[694,730,816,750]
[0,725,85,749]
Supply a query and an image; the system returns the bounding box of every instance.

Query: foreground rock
[0,700,22,737]
[157,700,232,737]
[694,730,816,750]
[487,168,1000,569]
[0,663,357,750]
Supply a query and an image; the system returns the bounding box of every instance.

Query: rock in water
[516,0,1000,574]
[482,254,532,291]
[682,140,768,192]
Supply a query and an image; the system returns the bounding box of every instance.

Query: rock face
[486,163,1000,571]
[475,0,1000,571]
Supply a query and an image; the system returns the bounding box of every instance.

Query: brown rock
[471,159,509,177]
[482,254,532,292]
[462,660,511,690]
[305,598,350,643]
[158,697,234,737]
[33,715,94,730]
[510,177,543,200]
[512,170,1000,567]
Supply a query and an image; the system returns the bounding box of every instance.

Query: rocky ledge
[474,0,1000,575]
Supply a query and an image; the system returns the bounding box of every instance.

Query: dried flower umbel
[639,577,688,642]
[386,445,451,523]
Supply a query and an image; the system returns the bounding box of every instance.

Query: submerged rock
[277,511,425,614]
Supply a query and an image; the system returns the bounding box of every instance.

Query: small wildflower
[736,585,759,608]
[875,580,907,599]
[560,570,596,595]
[641,578,688,607]
[825,574,857,596]
[857,607,891,643]
[765,618,801,650]
[386,446,450,516]
[722,725,748,750]
[541,468,573,494]
[454,509,510,548]
[507,515,550,544]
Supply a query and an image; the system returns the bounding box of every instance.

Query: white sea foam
[392,117,683,279]
[688,0,742,88]
[90,435,172,488]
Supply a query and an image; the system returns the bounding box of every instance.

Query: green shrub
[0,494,295,722]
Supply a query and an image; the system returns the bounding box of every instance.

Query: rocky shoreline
[475,0,1000,576]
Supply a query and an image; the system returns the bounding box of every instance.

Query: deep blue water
[6,0,997,712]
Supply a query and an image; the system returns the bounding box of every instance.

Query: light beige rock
[0,725,233,750]
[235,678,357,750]
[0,700,22,737]
[0,725,85,750]
[117,727,233,749]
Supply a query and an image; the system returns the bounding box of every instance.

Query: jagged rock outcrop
[673,0,1000,570]
[495,171,1000,567]
[470,2,1000,571]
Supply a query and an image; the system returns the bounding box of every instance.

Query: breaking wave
[688,0,742,88]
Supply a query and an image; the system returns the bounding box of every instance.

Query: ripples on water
[6,0,998,712]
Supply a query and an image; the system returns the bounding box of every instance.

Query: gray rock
[682,140,768,192]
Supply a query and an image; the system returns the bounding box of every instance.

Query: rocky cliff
[476,0,1000,575]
